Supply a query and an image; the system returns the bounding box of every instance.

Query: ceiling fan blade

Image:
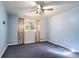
[23,5,37,12]
[25,7,37,12]
[44,8,53,11]
[25,9,37,12]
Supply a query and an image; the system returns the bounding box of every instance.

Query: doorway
[24,20,36,44]
[18,18,40,44]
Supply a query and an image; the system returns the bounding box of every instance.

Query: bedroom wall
[47,7,79,52]
[7,15,47,45]
[7,15,18,45]
[0,2,8,57]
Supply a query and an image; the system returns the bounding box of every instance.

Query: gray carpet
[2,41,79,58]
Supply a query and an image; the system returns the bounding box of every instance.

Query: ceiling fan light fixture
[37,5,41,9]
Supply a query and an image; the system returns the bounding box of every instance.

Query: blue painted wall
[7,15,18,45]
[0,2,7,56]
[48,7,79,52]
[7,15,47,45]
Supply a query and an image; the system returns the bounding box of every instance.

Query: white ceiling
[2,1,79,18]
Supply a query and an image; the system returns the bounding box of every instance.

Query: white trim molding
[0,45,8,58]
[8,43,18,46]
[48,40,78,52]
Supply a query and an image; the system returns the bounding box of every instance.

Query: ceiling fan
[36,5,53,15]
[26,4,53,15]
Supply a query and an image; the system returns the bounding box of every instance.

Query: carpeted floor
[2,41,79,58]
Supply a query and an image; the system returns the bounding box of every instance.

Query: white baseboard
[40,38,47,42]
[48,40,69,48]
[8,43,18,46]
[48,40,78,52]
[40,40,46,42]
[48,40,70,49]
[0,45,8,58]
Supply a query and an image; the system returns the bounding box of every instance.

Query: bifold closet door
[18,18,24,44]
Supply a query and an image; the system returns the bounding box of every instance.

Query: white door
[24,20,36,44]
[24,31,35,44]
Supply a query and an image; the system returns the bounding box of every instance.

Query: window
[24,20,36,31]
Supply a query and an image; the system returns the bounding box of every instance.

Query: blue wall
[7,15,47,45]
[0,2,7,56]
[48,7,79,52]
[8,15,18,45]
